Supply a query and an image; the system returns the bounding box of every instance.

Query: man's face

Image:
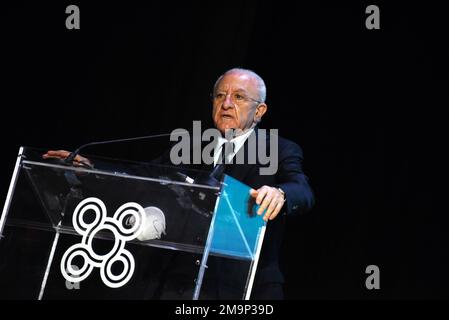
[212,71,265,136]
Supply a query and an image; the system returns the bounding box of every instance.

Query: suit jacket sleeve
[275,140,315,215]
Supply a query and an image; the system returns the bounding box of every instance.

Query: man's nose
[222,93,234,109]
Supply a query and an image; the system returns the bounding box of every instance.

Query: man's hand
[249,186,285,221]
[42,150,92,168]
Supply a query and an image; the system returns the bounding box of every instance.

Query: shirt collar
[213,128,255,166]
[216,128,254,148]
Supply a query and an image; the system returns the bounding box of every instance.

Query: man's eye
[234,94,244,100]
[215,93,225,99]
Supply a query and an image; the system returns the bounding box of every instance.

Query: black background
[1,1,447,299]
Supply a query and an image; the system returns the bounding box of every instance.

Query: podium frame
[0,147,266,300]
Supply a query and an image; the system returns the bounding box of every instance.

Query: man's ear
[254,103,267,123]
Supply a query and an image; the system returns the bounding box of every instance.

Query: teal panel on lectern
[210,175,266,260]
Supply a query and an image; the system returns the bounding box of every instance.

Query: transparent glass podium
[0,147,266,299]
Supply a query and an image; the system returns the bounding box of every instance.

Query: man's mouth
[221,114,234,119]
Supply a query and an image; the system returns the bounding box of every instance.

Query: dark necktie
[210,141,234,181]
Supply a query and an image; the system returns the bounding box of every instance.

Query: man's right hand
[42,150,92,168]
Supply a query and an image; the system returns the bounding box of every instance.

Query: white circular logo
[60,197,146,288]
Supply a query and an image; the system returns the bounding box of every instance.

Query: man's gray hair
[213,68,266,103]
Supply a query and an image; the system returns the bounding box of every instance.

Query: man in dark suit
[198,68,314,299]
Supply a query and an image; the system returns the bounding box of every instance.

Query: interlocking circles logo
[60,197,146,288]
